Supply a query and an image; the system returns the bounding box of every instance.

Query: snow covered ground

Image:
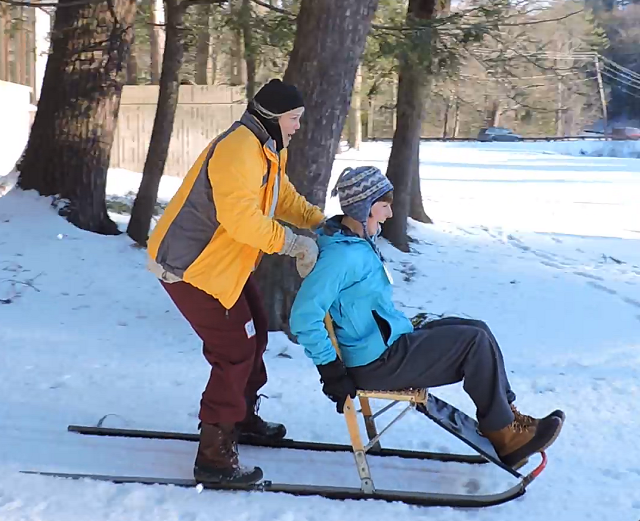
[1,141,639,520]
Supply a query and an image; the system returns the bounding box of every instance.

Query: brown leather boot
[194,422,263,485]
[506,405,565,468]
[484,415,563,468]
[237,395,286,441]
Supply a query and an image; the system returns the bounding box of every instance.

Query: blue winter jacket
[289,218,414,368]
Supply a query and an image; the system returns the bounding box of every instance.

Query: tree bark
[381,0,439,251]
[17,0,136,235]
[127,0,185,245]
[240,0,256,99]
[195,3,211,85]
[255,0,379,334]
[347,65,363,150]
[149,0,165,85]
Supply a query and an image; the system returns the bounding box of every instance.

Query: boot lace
[510,404,537,428]
[248,394,269,427]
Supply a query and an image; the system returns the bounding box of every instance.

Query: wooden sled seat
[356,388,427,404]
[322,313,427,404]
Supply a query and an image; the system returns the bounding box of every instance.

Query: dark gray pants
[348,317,516,432]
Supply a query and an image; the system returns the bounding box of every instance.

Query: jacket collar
[321,215,385,261]
[240,111,278,156]
[322,215,360,239]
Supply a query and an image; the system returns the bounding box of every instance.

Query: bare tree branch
[496,9,584,27]
[181,0,226,10]
[0,0,102,7]
[0,0,226,7]
[247,0,582,38]
[250,0,292,17]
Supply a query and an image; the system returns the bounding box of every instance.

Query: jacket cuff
[308,208,326,229]
[278,226,296,256]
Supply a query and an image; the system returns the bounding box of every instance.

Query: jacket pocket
[372,310,391,344]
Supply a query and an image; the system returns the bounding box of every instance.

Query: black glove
[316,358,357,414]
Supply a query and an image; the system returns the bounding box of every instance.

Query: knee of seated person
[466,325,491,348]
[466,319,490,332]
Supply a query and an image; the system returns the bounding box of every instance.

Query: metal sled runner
[30,314,548,507]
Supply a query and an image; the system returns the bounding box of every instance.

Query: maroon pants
[160,276,268,424]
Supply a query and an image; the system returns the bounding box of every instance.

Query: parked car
[477,127,523,142]
[610,126,640,140]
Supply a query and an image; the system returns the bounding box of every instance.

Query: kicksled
[22,316,548,508]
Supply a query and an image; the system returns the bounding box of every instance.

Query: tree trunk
[17,0,136,235]
[391,78,398,132]
[255,0,379,334]
[555,78,564,136]
[127,33,138,85]
[195,3,211,85]
[210,41,218,84]
[210,7,222,84]
[241,0,256,99]
[229,0,244,85]
[149,0,165,85]
[211,27,219,84]
[0,6,7,81]
[127,0,185,245]
[382,67,427,251]
[409,166,432,223]
[381,0,439,251]
[347,65,363,150]
[412,83,435,223]
[442,95,450,138]
[486,98,500,127]
[452,96,460,137]
[367,95,375,139]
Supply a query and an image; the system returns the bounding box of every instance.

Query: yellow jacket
[147,112,324,309]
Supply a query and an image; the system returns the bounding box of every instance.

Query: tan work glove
[278,227,319,278]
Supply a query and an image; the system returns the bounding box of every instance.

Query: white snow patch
[0,141,639,520]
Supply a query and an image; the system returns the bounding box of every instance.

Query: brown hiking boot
[194,422,263,485]
[506,405,565,468]
[237,395,287,442]
[484,415,563,469]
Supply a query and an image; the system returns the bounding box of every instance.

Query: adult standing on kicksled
[146,79,325,485]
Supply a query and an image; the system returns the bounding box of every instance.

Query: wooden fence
[110,85,246,176]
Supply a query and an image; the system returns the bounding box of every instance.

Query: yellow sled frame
[324,314,428,494]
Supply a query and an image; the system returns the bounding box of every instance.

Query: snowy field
[0,141,639,520]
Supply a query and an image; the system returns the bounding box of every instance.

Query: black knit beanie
[248,79,304,150]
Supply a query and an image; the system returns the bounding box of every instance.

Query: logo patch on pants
[245,319,256,339]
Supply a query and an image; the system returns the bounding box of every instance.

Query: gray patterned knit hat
[331,166,394,224]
